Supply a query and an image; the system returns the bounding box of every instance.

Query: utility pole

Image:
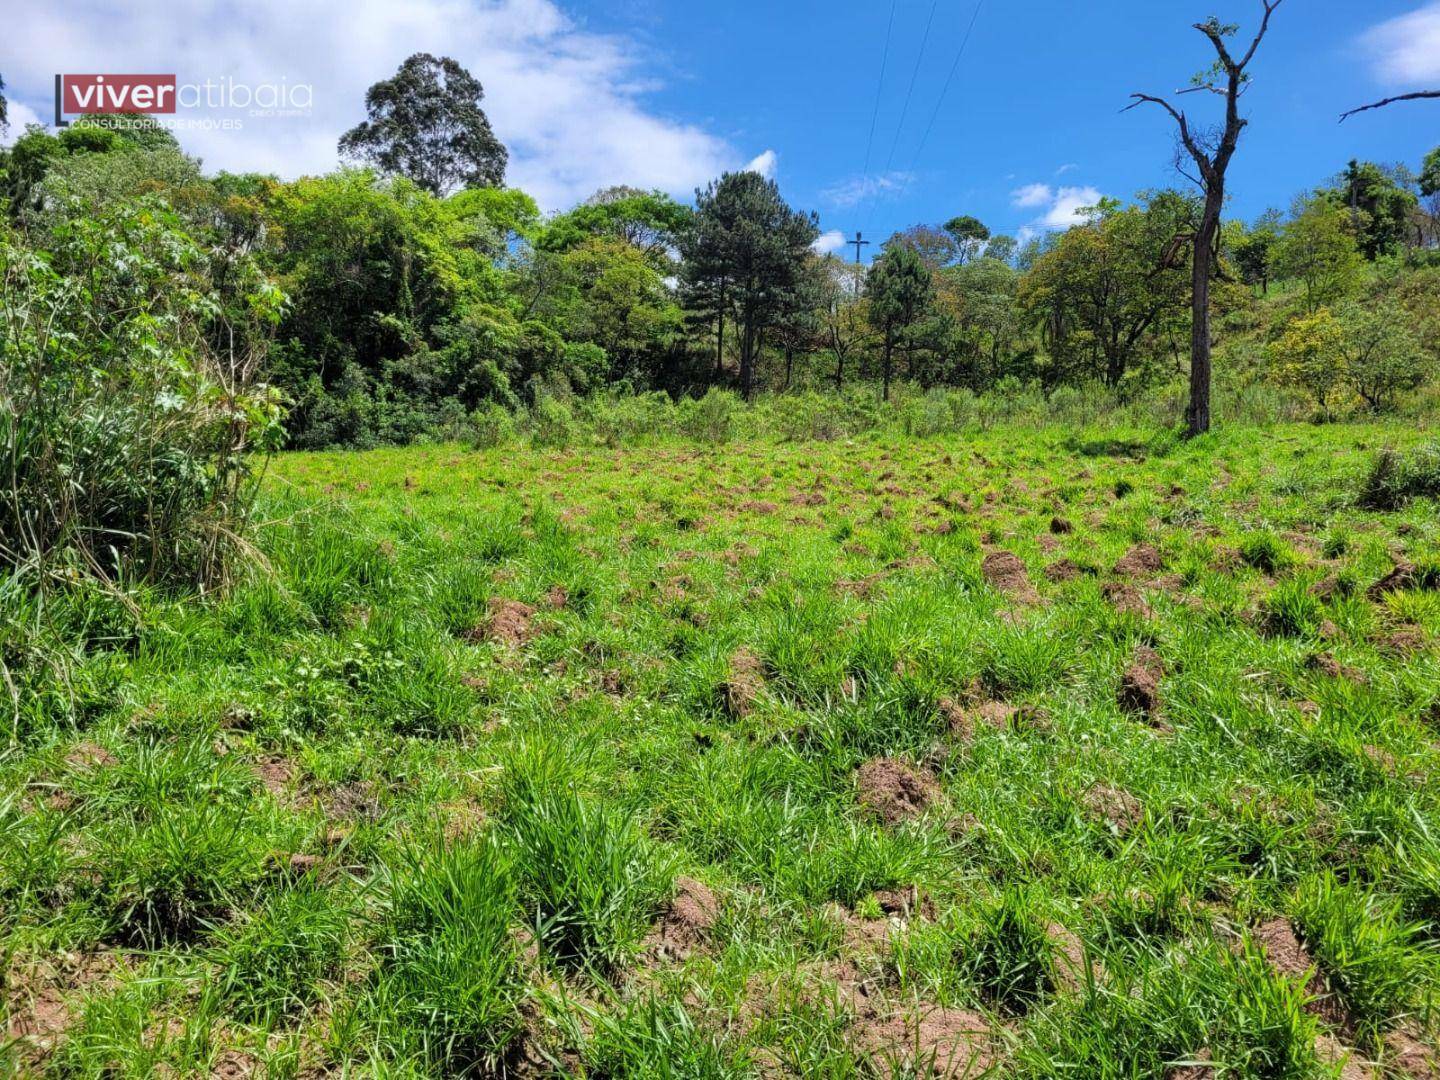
[848,231,871,266]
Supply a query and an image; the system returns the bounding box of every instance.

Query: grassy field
[4,421,1440,1078]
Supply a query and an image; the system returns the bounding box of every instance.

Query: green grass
[3,419,1439,1076]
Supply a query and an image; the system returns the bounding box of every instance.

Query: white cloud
[0,100,44,147]
[1011,182,1054,209]
[811,229,846,255]
[744,149,777,179]
[1038,186,1103,228]
[1011,182,1105,237]
[1361,2,1440,84]
[820,170,913,209]
[0,0,749,210]
[1055,162,1078,175]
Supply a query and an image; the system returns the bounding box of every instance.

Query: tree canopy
[339,53,507,195]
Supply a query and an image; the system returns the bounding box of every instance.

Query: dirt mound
[64,742,117,770]
[1046,921,1092,992]
[1254,918,1312,979]
[1383,1027,1439,1079]
[546,585,568,609]
[722,647,766,717]
[1252,918,1354,1030]
[1382,628,1429,655]
[479,598,536,647]
[6,952,126,1063]
[649,876,720,960]
[874,886,934,919]
[1114,544,1163,578]
[791,492,827,507]
[740,500,779,515]
[1118,646,1164,719]
[1082,784,1144,832]
[1368,558,1418,601]
[1102,581,1152,619]
[855,1005,995,1078]
[1305,652,1367,685]
[1049,516,1074,535]
[942,699,1021,742]
[1045,558,1083,583]
[857,758,937,825]
[939,697,974,740]
[254,756,294,797]
[981,550,1038,603]
[1166,1048,1214,1079]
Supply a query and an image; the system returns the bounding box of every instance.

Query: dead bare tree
[1126,1,1282,437]
[1341,90,1440,122]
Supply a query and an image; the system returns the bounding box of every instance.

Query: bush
[677,387,737,444]
[1359,443,1440,510]
[0,199,285,591]
[469,400,516,449]
[957,886,1057,1016]
[212,881,350,1024]
[531,393,576,449]
[1292,872,1430,1042]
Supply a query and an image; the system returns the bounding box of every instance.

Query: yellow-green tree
[1269,308,1347,418]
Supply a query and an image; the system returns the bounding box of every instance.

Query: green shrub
[1359,444,1440,510]
[469,400,516,449]
[678,388,737,444]
[1292,873,1430,1041]
[532,393,576,449]
[1239,530,1294,574]
[956,887,1057,1016]
[0,199,285,591]
[1262,577,1325,637]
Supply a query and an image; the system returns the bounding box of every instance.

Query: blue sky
[5,0,1438,258]
[571,0,1440,254]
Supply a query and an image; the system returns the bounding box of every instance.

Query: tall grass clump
[375,834,524,1071]
[0,198,285,593]
[503,746,673,974]
[1358,443,1440,510]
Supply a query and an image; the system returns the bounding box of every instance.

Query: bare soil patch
[1102,581,1152,619]
[475,598,536,647]
[1114,544,1163,578]
[722,647,766,718]
[648,876,720,960]
[981,550,1038,604]
[857,758,938,825]
[854,1005,996,1079]
[1118,646,1165,720]
[1082,784,1144,833]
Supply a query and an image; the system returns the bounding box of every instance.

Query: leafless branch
[1340,89,1440,122]
[1239,0,1283,69]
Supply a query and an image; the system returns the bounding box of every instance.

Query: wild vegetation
[1,7,1439,1075]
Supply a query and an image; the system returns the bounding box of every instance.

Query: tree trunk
[714,281,727,379]
[740,319,756,401]
[1188,189,1222,437]
[882,331,893,402]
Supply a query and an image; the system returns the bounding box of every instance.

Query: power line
[859,0,899,194]
[909,0,985,174]
[879,0,941,180]
[862,0,987,246]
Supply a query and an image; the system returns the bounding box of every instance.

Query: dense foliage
[2,78,1435,453]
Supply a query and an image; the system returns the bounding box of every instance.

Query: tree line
[1,43,1437,451]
